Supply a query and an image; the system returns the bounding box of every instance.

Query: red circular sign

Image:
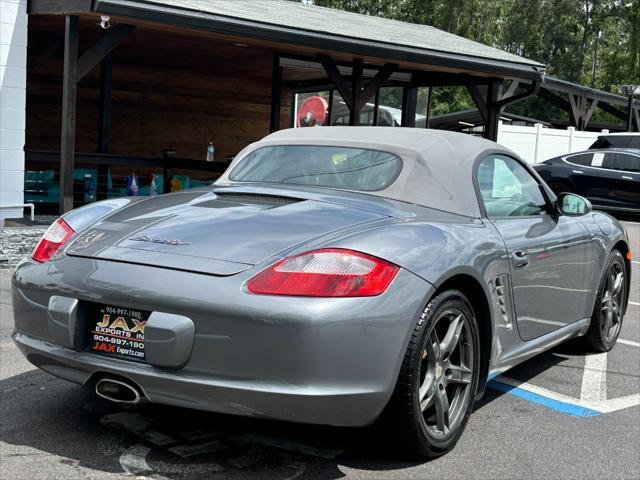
[297,96,328,127]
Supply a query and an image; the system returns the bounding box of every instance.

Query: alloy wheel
[601,262,625,343]
[418,308,474,440]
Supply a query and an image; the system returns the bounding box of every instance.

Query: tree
[306,0,638,125]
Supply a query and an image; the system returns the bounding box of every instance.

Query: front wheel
[582,250,628,352]
[385,289,481,458]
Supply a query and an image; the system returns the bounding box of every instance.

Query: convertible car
[12,128,631,457]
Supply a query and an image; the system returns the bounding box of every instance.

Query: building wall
[0,0,27,223]
[25,17,291,169]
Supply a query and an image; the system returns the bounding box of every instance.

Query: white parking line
[580,353,607,402]
[630,301,640,307]
[618,338,640,348]
[496,375,640,414]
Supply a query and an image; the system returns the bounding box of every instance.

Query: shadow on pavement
[0,340,592,478]
[0,369,426,479]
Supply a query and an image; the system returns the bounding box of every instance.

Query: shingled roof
[94,0,546,80]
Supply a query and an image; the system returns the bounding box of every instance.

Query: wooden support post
[484,79,501,141]
[349,59,363,126]
[60,15,79,213]
[318,55,353,111]
[466,77,489,123]
[373,89,380,126]
[425,86,432,128]
[269,53,282,133]
[58,18,133,212]
[626,96,634,132]
[98,54,112,153]
[401,86,418,127]
[327,89,334,126]
[97,53,112,200]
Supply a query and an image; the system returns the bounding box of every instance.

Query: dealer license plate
[89,304,149,360]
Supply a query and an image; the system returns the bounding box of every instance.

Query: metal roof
[94,0,545,80]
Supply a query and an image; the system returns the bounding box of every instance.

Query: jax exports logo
[91,306,146,359]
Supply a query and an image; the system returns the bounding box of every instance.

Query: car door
[477,154,594,341]
[606,151,640,211]
[563,152,619,208]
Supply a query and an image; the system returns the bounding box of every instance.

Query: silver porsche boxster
[12,127,631,457]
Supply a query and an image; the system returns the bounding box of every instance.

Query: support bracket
[76,24,135,81]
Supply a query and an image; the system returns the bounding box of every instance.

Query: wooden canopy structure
[26,0,556,212]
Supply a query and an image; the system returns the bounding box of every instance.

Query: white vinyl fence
[497,123,609,164]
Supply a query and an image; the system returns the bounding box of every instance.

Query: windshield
[589,135,640,149]
[229,145,402,191]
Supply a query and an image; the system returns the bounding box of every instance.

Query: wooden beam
[597,101,628,121]
[318,54,353,111]
[60,15,79,214]
[269,53,282,132]
[350,59,363,126]
[412,71,491,88]
[495,81,539,108]
[634,107,640,132]
[538,87,572,112]
[484,79,501,141]
[327,89,334,126]
[568,94,583,129]
[29,0,91,15]
[583,99,599,129]
[357,63,398,111]
[538,87,630,125]
[502,80,520,100]
[76,24,135,81]
[466,77,489,123]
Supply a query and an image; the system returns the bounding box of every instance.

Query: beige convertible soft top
[216,127,521,218]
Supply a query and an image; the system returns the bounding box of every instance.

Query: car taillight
[247,248,399,297]
[32,218,75,263]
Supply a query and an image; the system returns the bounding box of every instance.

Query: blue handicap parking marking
[488,380,601,418]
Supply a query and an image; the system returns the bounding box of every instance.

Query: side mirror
[557,192,592,216]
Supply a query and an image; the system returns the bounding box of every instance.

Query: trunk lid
[66,189,386,275]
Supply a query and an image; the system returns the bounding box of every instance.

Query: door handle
[511,250,530,268]
[621,175,633,180]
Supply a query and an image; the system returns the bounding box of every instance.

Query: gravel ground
[0,226,47,269]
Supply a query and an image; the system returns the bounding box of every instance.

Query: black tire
[385,289,481,458]
[582,250,628,352]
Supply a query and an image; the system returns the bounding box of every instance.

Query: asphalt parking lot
[1,222,638,479]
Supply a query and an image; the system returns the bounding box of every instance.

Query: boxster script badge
[91,305,147,360]
[129,235,190,246]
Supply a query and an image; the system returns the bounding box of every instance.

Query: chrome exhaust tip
[95,378,143,404]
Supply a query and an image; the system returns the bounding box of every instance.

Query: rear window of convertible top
[229,145,402,192]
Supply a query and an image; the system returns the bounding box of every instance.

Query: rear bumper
[11,257,433,427]
[14,331,389,426]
